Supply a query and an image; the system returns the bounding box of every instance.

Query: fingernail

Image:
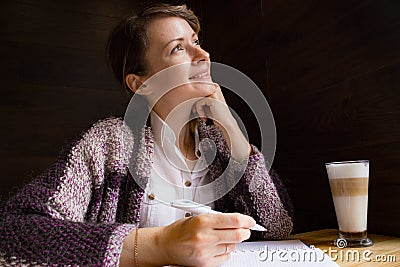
[246,230,251,240]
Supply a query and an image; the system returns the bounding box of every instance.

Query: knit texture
[0,117,293,266]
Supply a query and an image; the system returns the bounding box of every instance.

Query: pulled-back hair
[106,3,200,96]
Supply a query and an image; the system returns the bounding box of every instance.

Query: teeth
[190,72,208,79]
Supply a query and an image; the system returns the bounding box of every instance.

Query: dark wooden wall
[262,0,400,236]
[1,0,399,237]
[0,0,143,202]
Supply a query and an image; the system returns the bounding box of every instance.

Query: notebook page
[222,240,339,267]
[235,239,308,251]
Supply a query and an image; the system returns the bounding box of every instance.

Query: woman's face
[137,16,215,118]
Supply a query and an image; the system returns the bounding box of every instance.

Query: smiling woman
[0,3,293,267]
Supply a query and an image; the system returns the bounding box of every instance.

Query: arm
[0,117,257,267]
[205,123,294,239]
[226,146,294,240]
[119,214,254,267]
[0,118,135,266]
[218,121,294,239]
[193,84,293,239]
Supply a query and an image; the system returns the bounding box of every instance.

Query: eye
[171,43,184,54]
[193,39,200,46]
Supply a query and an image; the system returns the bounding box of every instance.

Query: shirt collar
[150,110,205,172]
[150,110,176,148]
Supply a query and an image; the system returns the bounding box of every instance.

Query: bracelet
[134,228,139,267]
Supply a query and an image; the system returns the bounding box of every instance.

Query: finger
[194,97,222,120]
[214,228,251,243]
[207,98,226,116]
[194,100,207,122]
[195,96,216,107]
[199,96,226,115]
[211,213,256,229]
[209,83,226,102]
[215,243,236,256]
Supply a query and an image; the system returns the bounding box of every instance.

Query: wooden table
[290,229,399,266]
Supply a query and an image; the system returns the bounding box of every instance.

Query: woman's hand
[192,83,232,128]
[120,213,255,267]
[160,213,256,267]
[193,83,253,161]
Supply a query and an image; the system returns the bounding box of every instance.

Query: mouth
[189,71,210,80]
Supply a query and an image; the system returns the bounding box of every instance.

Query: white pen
[170,199,267,231]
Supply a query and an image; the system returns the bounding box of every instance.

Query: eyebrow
[162,33,197,50]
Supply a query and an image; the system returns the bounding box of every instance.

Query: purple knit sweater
[0,117,293,266]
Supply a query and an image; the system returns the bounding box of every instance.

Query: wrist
[221,116,239,133]
[140,226,168,266]
[120,227,167,267]
[220,123,251,161]
[152,226,170,265]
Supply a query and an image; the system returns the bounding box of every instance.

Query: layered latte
[326,160,373,246]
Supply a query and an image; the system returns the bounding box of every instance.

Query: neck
[152,105,196,161]
[179,123,198,159]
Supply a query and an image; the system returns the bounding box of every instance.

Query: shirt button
[185,212,191,217]
[148,193,155,200]
[184,180,192,187]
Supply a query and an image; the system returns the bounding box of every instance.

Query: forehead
[146,16,195,45]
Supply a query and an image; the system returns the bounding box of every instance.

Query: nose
[191,46,210,64]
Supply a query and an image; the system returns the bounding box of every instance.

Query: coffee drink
[325,160,373,247]
[329,177,368,233]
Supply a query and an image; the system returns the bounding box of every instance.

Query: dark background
[1,0,399,236]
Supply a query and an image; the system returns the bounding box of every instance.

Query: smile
[189,72,210,79]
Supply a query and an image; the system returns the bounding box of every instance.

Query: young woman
[0,4,293,267]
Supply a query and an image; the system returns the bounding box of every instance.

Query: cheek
[151,56,191,75]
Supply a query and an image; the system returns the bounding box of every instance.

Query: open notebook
[222,240,339,266]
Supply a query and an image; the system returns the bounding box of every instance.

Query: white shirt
[139,111,214,227]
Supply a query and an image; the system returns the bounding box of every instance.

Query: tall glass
[325,160,373,247]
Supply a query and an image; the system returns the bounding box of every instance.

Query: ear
[125,74,152,95]
[126,73,155,97]
[125,73,141,93]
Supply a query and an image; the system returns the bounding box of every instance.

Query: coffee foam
[326,161,369,179]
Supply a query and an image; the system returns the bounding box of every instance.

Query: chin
[189,82,215,95]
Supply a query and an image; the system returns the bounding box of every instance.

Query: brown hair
[106,3,200,96]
